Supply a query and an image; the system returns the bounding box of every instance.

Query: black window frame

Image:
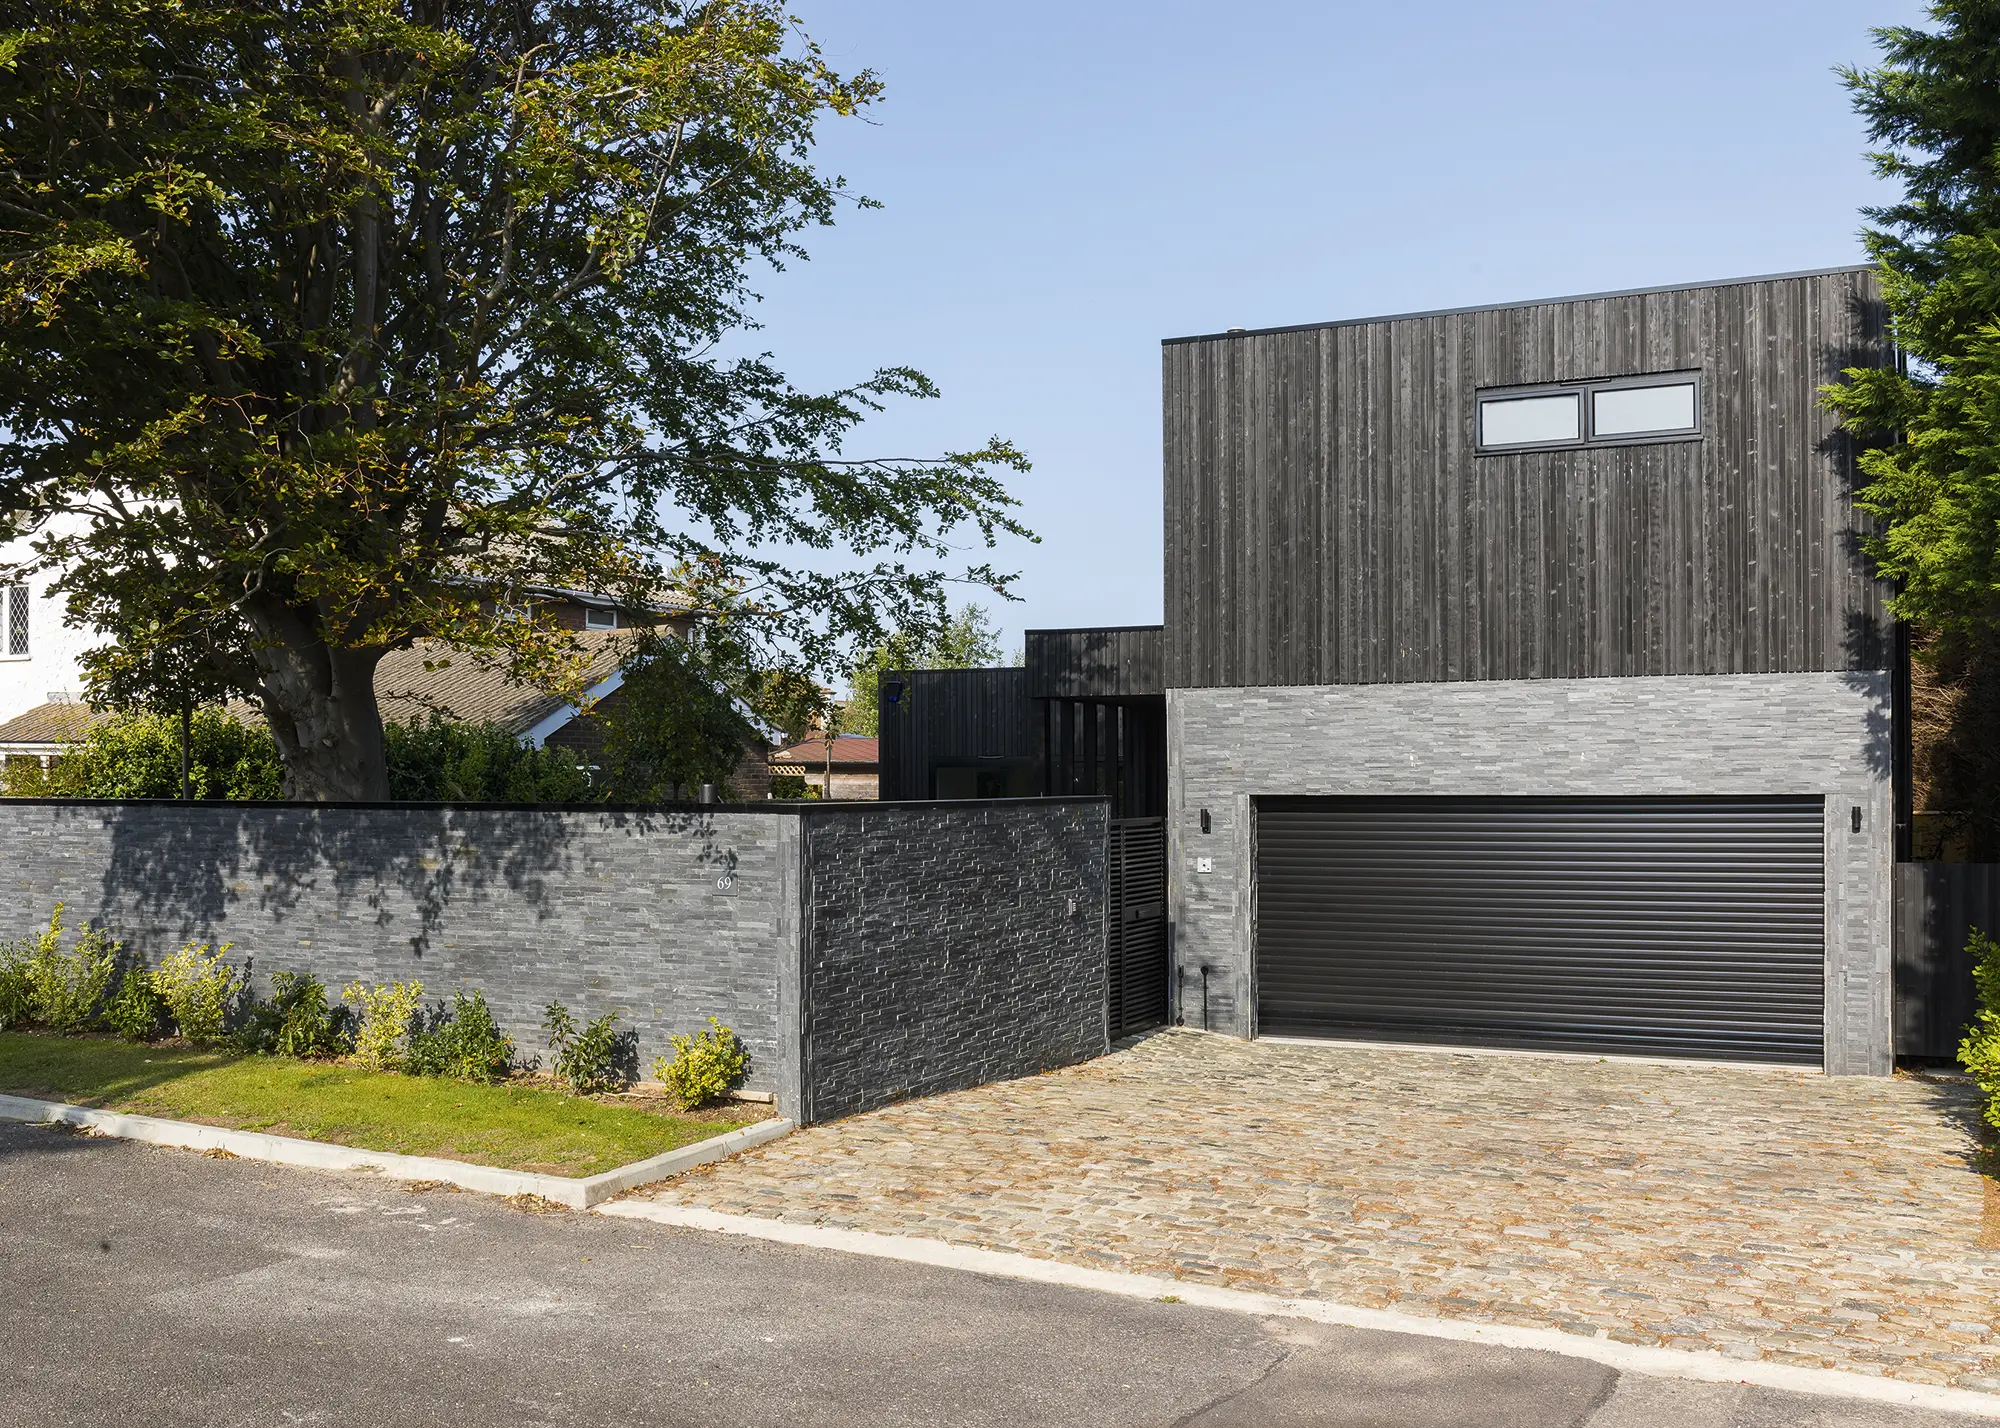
[1476,370,1703,455]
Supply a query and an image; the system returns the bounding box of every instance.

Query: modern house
[890,265,1898,1076]
[1164,265,1891,1077]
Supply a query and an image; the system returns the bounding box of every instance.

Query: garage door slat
[1254,795,1825,1064]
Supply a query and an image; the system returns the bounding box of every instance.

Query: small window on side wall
[5,583,28,657]
[1477,372,1701,453]
[585,606,617,630]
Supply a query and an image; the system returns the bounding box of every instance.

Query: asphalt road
[0,1121,1988,1428]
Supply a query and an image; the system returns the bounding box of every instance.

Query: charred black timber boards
[1026,626,1164,699]
[1162,268,1894,688]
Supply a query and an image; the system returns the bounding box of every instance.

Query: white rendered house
[0,531,96,726]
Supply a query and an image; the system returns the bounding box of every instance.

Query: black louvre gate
[1256,796,1826,1064]
[1109,817,1169,1037]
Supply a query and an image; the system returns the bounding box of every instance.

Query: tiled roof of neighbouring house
[0,631,636,752]
[770,733,880,769]
[374,631,631,733]
[0,699,112,747]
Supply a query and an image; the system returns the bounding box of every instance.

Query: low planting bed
[0,1031,751,1178]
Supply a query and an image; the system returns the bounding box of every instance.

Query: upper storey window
[1479,391,1580,447]
[1477,372,1701,453]
[3,583,26,658]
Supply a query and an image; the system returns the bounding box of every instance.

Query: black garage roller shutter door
[1256,796,1825,1064]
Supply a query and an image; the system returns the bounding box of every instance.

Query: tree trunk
[246,614,390,801]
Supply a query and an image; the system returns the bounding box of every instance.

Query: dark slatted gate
[1256,795,1826,1064]
[1108,817,1169,1038]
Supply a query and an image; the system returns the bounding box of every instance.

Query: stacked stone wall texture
[798,801,1109,1122]
[1168,671,1894,1075]
[0,802,797,1090]
[0,798,1110,1116]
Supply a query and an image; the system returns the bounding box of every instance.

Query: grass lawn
[0,1031,752,1177]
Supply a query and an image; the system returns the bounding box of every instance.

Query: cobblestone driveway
[636,1031,2000,1393]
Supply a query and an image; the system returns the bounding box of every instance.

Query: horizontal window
[585,606,618,630]
[1592,380,1696,438]
[1477,372,1701,453]
[1479,392,1580,448]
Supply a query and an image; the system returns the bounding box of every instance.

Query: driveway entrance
[630,1031,2000,1394]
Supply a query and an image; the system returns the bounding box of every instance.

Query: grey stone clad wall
[797,801,1109,1123]
[1168,672,1893,1075]
[0,798,1113,1118]
[0,803,802,1095]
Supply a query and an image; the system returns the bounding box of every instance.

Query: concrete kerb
[595,1202,2000,1420]
[0,1093,792,1209]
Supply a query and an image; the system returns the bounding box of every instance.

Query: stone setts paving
[638,1031,2000,1392]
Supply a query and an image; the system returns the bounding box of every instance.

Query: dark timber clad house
[1165,265,1894,1075]
[889,264,1898,1075]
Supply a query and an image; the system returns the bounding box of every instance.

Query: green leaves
[1826,6,2000,643]
[383,715,592,802]
[2,707,284,800]
[652,1016,747,1110]
[1961,926,2000,1130]
[841,602,1002,737]
[0,1,1029,797]
[593,627,755,800]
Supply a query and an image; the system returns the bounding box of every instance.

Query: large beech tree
[0,0,1028,799]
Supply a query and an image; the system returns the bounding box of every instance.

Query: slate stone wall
[0,802,801,1097]
[0,797,1114,1117]
[1168,672,1894,1075]
[797,800,1110,1122]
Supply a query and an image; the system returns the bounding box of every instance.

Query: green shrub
[1962,927,2000,1133]
[104,968,167,1042]
[8,709,283,799]
[343,979,423,1069]
[385,716,592,802]
[3,904,121,1033]
[544,999,625,1095]
[407,990,516,1083]
[594,632,753,802]
[0,943,35,1029]
[652,1017,749,1110]
[154,942,243,1045]
[234,971,344,1058]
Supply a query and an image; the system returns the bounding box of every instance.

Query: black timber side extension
[1031,626,1168,821]
[1026,626,1164,699]
[875,627,1170,820]
[876,667,1039,802]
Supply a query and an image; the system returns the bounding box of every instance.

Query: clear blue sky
[744,0,1926,667]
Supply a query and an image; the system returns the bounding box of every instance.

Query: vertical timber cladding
[875,667,1038,801]
[1256,795,1827,1063]
[1161,268,1893,688]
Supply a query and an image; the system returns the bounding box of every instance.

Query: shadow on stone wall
[74,803,742,961]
